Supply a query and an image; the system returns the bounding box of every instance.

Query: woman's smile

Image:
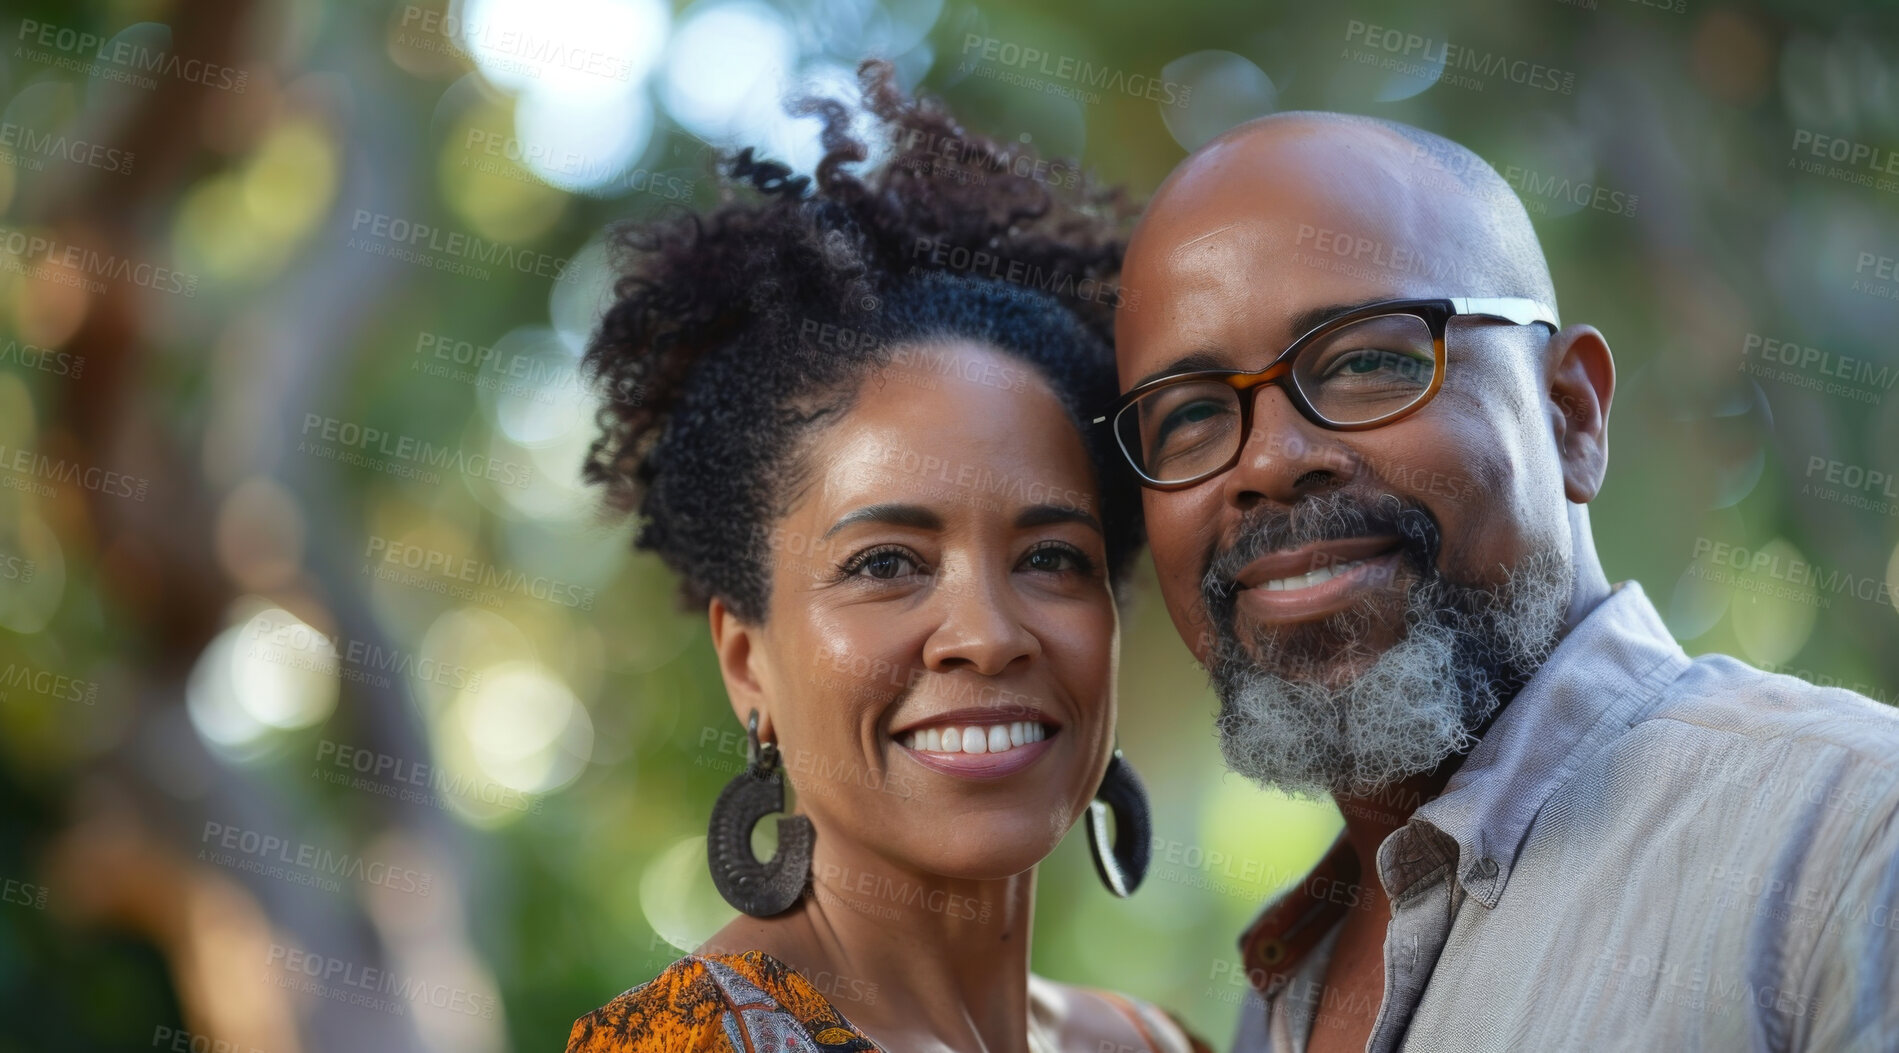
[890,707,1062,779]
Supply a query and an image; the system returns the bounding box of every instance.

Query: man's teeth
[1259,557,1368,592]
[900,722,1048,755]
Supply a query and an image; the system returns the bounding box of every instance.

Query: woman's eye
[1021,544,1090,574]
[845,547,922,580]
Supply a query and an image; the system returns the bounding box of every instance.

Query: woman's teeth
[900,722,1048,755]
[1260,557,1367,592]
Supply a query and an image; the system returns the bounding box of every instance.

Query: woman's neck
[705,835,1041,1053]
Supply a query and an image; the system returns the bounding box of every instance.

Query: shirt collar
[1236,580,1693,991]
[1411,579,1691,908]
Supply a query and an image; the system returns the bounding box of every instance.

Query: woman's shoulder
[1029,975,1215,1053]
[565,950,881,1053]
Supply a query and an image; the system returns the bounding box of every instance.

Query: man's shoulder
[1599,652,1899,848]
[1640,651,1899,763]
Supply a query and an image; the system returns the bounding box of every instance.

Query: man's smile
[1231,534,1404,624]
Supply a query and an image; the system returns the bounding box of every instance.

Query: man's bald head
[1117,110,1616,797]
[1127,111,1558,342]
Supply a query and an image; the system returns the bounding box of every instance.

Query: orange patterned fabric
[565,951,882,1052]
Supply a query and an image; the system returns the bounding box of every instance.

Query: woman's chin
[892,823,1073,883]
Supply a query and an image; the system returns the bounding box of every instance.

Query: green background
[1,0,1896,1049]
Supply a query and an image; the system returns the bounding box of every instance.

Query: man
[1111,112,1899,1052]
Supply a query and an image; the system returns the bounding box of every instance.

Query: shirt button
[1469,857,1499,880]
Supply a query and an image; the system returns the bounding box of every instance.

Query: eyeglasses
[1097,296,1559,490]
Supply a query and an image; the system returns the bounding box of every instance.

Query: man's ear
[1545,324,1615,504]
[708,597,774,740]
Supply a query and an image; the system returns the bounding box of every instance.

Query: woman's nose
[918,568,1041,677]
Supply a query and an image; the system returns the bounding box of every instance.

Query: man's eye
[1155,398,1230,443]
[1324,349,1429,378]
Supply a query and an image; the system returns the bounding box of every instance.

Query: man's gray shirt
[1231,580,1899,1052]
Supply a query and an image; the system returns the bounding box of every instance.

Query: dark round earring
[1086,748,1151,898]
[706,710,814,917]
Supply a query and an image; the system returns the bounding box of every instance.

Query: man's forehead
[1136,126,1442,268]
[1118,120,1513,370]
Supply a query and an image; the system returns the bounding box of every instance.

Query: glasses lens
[1117,379,1243,484]
[1291,313,1438,424]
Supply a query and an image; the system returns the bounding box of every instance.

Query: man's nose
[1220,384,1358,509]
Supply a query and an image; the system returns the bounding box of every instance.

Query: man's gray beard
[1208,546,1574,799]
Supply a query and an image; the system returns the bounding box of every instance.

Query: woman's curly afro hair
[582,60,1143,623]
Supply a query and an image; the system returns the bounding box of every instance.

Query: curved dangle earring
[706,710,814,917]
[1086,747,1152,898]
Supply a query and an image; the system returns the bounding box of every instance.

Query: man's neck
[1334,766,1455,860]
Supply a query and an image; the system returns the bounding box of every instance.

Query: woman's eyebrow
[1015,504,1103,536]
[822,503,944,539]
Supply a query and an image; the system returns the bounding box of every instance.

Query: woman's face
[733,339,1118,881]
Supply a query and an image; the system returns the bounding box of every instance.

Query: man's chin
[1231,603,1408,687]
[1210,547,1575,800]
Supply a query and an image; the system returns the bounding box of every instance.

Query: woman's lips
[891,716,1059,780]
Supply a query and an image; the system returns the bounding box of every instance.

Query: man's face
[1117,126,1578,795]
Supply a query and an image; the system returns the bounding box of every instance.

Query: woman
[567,63,1208,1053]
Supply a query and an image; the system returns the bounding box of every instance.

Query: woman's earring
[1086,748,1151,898]
[706,710,814,917]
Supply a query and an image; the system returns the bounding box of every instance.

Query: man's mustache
[1199,489,1444,609]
